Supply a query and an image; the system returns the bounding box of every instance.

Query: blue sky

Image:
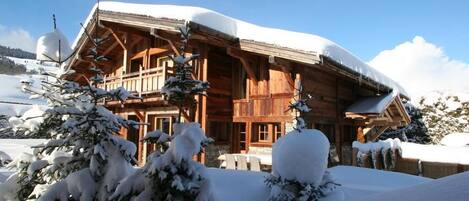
[0,0,468,62]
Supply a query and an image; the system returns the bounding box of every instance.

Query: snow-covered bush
[111,123,213,201]
[418,92,469,144]
[36,15,73,63]
[267,129,339,201]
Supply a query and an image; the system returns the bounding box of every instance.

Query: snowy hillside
[0,56,53,117]
[6,56,57,74]
[0,74,46,117]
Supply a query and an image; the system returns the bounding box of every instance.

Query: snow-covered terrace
[72,1,409,99]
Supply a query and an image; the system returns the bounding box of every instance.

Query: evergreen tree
[110,23,213,201]
[379,101,431,144]
[160,24,209,123]
[4,11,141,200]
[288,81,312,131]
[418,93,469,144]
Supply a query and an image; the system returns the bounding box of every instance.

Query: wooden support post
[357,126,365,143]
[246,122,252,153]
[335,124,342,163]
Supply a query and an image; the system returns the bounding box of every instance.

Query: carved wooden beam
[133,109,145,122]
[369,126,390,142]
[227,47,258,83]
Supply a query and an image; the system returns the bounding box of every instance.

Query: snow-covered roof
[74,1,409,98]
[345,92,397,114]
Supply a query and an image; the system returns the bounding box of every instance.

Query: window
[251,123,282,144]
[258,124,270,142]
[274,123,282,140]
[148,115,175,135]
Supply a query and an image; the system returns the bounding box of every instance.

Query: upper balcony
[99,48,174,100]
[101,65,170,97]
[233,94,293,122]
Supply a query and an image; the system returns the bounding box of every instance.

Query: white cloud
[0,24,36,52]
[369,36,469,100]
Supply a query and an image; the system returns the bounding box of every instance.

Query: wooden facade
[68,9,410,166]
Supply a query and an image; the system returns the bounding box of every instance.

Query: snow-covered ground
[329,166,431,200]
[207,166,431,201]
[353,171,469,201]
[0,139,430,200]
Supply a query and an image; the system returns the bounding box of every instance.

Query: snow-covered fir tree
[266,83,339,201]
[3,12,141,201]
[109,23,213,201]
[160,24,209,123]
[379,101,431,144]
[288,81,312,131]
[418,92,469,144]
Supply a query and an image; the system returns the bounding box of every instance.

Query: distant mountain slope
[0,45,35,59]
[0,55,30,75]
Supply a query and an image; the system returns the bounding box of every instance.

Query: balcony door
[146,115,175,155]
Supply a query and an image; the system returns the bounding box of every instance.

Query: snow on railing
[352,139,402,170]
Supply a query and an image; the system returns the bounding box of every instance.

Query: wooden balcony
[101,66,171,97]
[233,94,293,121]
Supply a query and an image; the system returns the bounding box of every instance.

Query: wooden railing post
[120,72,124,88]
[139,65,143,97]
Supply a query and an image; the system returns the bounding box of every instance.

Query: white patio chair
[237,155,248,170]
[225,154,236,170]
[249,156,261,172]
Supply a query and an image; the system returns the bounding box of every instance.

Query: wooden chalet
[68,2,411,166]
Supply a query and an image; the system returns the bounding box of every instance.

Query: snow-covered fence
[353,140,469,178]
[398,142,469,178]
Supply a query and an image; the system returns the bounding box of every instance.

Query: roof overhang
[345,92,411,141]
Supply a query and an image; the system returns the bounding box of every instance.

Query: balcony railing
[101,66,171,97]
[233,94,293,117]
